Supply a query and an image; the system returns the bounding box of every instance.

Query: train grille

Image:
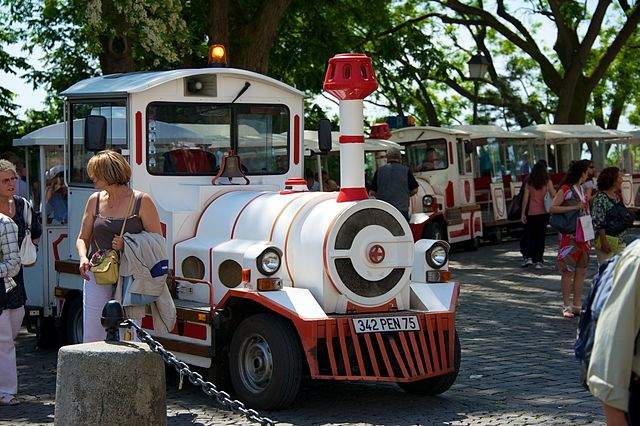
[309,312,455,381]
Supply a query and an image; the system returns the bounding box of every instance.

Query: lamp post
[467,52,489,124]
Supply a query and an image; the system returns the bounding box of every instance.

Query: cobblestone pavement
[2,233,616,425]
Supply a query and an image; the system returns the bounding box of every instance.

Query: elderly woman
[0,160,32,405]
[76,150,162,342]
[550,160,591,318]
[591,167,629,264]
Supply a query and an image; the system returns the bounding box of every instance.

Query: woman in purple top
[521,160,556,268]
[76,150,162,343]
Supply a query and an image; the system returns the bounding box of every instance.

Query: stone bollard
[54,301,167,426]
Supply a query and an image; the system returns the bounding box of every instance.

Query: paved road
[3,234,612,425]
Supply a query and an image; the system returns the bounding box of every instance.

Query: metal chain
[123,320,276,426]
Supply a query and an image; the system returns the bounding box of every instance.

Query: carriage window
[405,139,448,172]
[456,139,472,175]
[236,105,289,174]
[146,103,289,175]
[70,101,126,185]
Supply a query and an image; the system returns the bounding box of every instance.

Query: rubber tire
[398,332,461,395]
[65,297,83,344]
[229,313,302,410]
[423,221,446,241]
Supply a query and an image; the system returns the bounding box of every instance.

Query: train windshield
[405,139,449,172]
[146,102,289,176]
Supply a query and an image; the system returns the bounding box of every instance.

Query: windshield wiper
[231,81,251,103]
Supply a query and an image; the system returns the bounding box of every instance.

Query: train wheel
[398,332,460,395]
[229,313,302,410]
[65,297,83,344]
[423,221,446,241]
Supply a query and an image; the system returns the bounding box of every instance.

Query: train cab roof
[390,126,470,144]
[61,68,304,98]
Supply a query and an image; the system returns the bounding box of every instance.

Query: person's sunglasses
[1,176,18,185]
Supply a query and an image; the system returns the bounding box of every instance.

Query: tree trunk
[99,35,136,74]
[207,0,230,54]
[207,0,291,73]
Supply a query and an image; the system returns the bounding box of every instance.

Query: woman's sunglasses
[1,176,18,185]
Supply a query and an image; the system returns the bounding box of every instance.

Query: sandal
[0,395,19,406]
[562,306,575,318]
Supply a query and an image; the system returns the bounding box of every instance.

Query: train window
[457,138,473,175]
[69,101,127,186]
[406,139,448,172]
[145,102,289,176]
[236,105,289,175]
[146,103,228,175]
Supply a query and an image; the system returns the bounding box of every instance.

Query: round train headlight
[422,195,434,208]
[426,242,449,269]
[257,247,282,276]
[182,256,205,280]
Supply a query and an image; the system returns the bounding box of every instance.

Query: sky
[0,2,636,131]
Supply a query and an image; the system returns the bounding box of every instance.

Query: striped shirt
[0,213,21,293]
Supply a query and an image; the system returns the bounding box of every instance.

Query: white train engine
[42,50,460,410]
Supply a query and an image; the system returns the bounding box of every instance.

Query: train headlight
[422,195,434,208]
[182,256,205,280]
[425,242,449,269]
[256,247,282,276]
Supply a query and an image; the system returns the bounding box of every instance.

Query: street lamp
[467,52,490,124]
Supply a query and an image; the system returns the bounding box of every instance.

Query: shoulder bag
[604,201,634,237]
[90,194,135,285]
[19,198,37,266]
[549,185,581,234]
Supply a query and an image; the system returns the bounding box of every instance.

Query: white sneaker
[534,262,544,269]
[522,258,533,267]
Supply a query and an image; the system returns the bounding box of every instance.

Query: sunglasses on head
[1,176,17,185]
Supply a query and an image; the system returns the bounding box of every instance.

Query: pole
[472,80,479,125]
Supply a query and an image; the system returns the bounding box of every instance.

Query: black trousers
[522,214,549,263]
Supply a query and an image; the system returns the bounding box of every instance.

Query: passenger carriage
[388,126,482,246]
[14,51,461,409]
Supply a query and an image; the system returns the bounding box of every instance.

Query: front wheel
[398,332,461,395]
[65,297,83,344]
[229,313,302,410]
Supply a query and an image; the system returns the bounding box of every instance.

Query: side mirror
[318,119,332,154]
[84,115,107,152]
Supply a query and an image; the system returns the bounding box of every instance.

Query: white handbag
[543,192,553,213]
[19,198,37,266]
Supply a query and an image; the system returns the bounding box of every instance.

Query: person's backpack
[604,201,633,236]
[574,255,619,388]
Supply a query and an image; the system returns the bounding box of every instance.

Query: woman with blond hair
[0,159,38,405]
[76,150,162,342]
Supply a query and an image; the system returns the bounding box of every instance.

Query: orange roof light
[208,44,227,67]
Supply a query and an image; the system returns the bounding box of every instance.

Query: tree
[430,0,640,125]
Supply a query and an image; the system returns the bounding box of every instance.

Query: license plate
[352,315,420,334]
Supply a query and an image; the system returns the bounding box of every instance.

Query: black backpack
[575,255,618,388]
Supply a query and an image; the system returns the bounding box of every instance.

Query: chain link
[123,320,276,426]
